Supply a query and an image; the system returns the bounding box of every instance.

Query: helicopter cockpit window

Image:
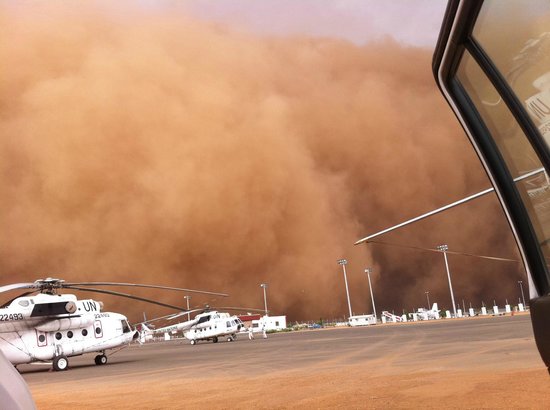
[121,320,131,333]
[197,315,210,325]
[455,2,550,269]
[434,0,550,369]
[473,1,550,147]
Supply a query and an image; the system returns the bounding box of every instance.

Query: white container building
[252,315,287,332]
[348,314,377,326]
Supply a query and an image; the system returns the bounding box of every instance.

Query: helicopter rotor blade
[165,308,206,321]
[169,306,266,317]
[139,307,268,327]
[164,306,267,322]
[138,313,179,325]
[63,282,229,297]
[139,308,205,325]
[215,306,267,314]
[63,285,187,311]
[0,283,38,294]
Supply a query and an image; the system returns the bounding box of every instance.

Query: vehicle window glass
[473,1,550,145]
[197,315,210,324]
[457,50,550,265]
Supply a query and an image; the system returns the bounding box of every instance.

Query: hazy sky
[1,1,526,321]
[138,0,449,47]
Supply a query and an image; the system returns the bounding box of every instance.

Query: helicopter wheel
[94,354,108,366]
[212,337,218,343]
[227,336,233,342]
[190,339,197,345]
[53,355,69,371]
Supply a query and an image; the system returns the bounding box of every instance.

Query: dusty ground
[29,366,550,409]
[24,315,550,409]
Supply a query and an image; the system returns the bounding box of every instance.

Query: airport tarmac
[22,314,550,409]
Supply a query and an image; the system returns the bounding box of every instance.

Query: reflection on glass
[457,51,550,262]
[474,1,550,145]
[458,52,539,177]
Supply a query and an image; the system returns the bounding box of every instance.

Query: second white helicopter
[141,307,264,345]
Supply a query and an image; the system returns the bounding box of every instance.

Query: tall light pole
[260,283,268,316]
[365,268,377,320]
[184,295,191,321]
[437,244,457,318]
[518,280,526,307]
[337,259,353,318]
[425,291,430,309]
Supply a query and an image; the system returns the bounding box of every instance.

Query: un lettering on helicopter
[0,291,136,371]
[0,278,228,371]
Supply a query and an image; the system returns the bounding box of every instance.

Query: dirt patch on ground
[30,365,549,409]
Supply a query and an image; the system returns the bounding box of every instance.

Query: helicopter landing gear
[227,334,236,342]
[94,354,108,365]
[212,336,218,343]
[190,339,197,345]
[53,355,69,371]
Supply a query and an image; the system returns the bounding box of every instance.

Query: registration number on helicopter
[0,313,24,321]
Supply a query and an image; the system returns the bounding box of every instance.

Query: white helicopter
[141,306,265,345]
[0,278,227,371]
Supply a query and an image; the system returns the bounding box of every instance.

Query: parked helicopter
[0,278,228,371]
[141,306,265,345]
